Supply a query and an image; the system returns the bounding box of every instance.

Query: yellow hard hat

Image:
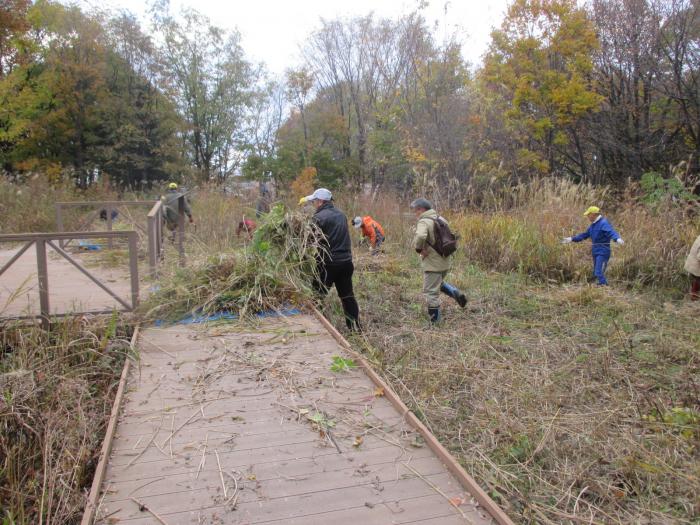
[583,206,600,216]
[168,182,178,190]
[298,196,307,206]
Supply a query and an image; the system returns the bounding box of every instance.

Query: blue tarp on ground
[154,307,301,327]
[78,240,102,251]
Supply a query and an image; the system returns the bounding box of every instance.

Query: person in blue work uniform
[561,206,624,286]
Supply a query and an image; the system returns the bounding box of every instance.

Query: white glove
[616,238,625,245]
[561,237,572,244]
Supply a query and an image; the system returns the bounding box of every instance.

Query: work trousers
[593,254,610,286]
[423,271,447,308]
[314,260,360,327]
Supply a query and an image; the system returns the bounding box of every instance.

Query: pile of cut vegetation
[146,204,324,320]
[0,314,132,523]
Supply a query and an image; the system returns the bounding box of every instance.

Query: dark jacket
[162,189,192,226]
[313,202,352,265]
[572,216,621,256]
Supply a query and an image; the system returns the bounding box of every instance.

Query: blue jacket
[572,217,620,256]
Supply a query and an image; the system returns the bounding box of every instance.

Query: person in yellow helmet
[561,206,623,286]
[162,182,193,242]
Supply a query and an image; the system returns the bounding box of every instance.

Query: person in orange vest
[352,216,385,255]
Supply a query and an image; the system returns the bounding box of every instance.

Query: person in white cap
[303,188,361,331]
[351,215,385,255]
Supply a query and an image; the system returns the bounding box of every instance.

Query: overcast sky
[70,0,511,76]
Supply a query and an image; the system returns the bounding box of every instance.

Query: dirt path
[94,315,495,524]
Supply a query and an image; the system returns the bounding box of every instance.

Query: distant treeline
[1,0,699,201]
[0,0,261,188]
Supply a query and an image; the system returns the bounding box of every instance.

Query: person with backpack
[410,198,467,324]
[351,215,385,255]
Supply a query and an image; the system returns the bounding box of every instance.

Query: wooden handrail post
[158,208,163,260]
[106,206,113,249]
[55,203,64,249]
[177,195,185,267]
[147,213,156,277]
[128,232,139,309]
[35,239,50,329]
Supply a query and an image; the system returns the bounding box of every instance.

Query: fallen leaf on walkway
[373,387,385,397]
[449,495,467,506]
[353,435,364,447]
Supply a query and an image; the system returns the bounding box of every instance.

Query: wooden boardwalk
[92,314,499,525]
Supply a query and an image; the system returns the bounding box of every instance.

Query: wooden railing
[0,231,139,328]
[1,196,191,326]
[147,200,164,276]
[55,200,154,250]
[56,196,189,276]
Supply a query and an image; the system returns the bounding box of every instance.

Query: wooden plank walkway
[93,314,497,525]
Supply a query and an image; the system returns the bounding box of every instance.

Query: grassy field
[1,178,698,523]
[174,182,699,523]
[319,249,700,523]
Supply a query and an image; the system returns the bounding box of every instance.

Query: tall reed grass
[338,178,698,291]
[0,315,132,524]
[0,177,119,233]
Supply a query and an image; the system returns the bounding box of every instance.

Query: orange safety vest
[360,216,385,247]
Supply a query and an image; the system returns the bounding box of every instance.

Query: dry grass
[3,175,696,524]
[0,314,133,524]
[339,178,698,291]
[320,248,700,523]
[186,187,253,255]
[174,180,698,522]
[314,181,700,523]
[0,177,119,234]
[449,180,698,290]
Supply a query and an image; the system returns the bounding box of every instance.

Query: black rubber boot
[428,307,440,324]
[440,282,467,308]
[346,316,362,333]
